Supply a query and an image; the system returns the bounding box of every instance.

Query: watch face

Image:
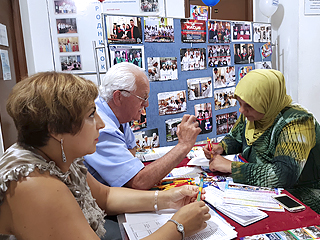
[177,224,184,232]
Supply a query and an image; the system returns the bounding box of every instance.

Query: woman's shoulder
[0,144,69,206]
[281,104,314,122]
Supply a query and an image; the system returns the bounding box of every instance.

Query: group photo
[106,16,143,44]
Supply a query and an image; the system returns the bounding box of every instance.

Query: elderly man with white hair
[84,62,201,190]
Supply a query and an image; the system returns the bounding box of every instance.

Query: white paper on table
[123,209,237,240]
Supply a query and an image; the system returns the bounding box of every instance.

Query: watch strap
[168,219,185,240]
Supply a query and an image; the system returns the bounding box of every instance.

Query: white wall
[19,0,54,74]
[254,0,320,121]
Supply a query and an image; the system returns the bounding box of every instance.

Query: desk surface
[143,157,320,239]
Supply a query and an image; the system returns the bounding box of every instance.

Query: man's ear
[113,90,123,107]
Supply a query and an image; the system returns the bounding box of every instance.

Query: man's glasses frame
[119,89,149,103]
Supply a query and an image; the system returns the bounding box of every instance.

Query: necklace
[34,147,53,162]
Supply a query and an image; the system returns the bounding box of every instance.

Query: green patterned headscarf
[234,69,292,145]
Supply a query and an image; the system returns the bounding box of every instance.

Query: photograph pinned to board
[147,57,178,81]
[157,90,187,116]
[165,117,182,142]
[213,66,236,89]
[0,49,11,80]
[238,66,253,80]
[106,15,142,44]
[194,102,213,134]
[187,77,212,100]
[208,56,231,68]
[56,18,77,34]
[54,0,76,14]
[144,17,174,43]
[109,45,144,68]
[180,48,206,71]
[134,128,160,152]
[234,43,254,64]
[58,36,79,52]
[208,44,231,58]
[60,55,81,71]
[255,61,272,69]
[190,5,208,20]
[214,87,237,110]
[231,21,252,42]
[253,22,272,43]
[180,19,206,43]
[140,0,160,13]
[216,111,237,135]
[129,108,147,132]
[208,20,231,43]
[260,42,272,60]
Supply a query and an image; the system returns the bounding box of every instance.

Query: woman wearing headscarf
[203,69,320,213]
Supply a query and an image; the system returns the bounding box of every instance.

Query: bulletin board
[103,14,272,148]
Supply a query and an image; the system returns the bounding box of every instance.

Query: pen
[207,137,213,159]
[197,177,204,201]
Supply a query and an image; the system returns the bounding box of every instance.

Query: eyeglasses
[119,90,149,103]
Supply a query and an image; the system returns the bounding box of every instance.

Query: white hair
[99,62,145,102]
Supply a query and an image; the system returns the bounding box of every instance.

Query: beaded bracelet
[154,190,159,211]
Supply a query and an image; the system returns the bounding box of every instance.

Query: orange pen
[207,137,213,159]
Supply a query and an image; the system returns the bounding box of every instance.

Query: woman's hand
[161,185,205,210]
[203,143,224,160]
[171,201,211,237]
[208,154,232,173]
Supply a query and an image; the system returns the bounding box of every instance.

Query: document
[123,208,237,240]
[205,186,269,226]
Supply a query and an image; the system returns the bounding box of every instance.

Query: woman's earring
[60,139,67,163]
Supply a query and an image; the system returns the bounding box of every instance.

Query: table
[142,156,320,239]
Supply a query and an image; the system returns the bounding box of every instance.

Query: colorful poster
[190,5,208,20]
[260,42,272,59]
[144,17,174,43]
[180,19,206,43]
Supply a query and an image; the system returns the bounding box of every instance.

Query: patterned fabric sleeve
[219,114,246,154]
[231,117,316,188]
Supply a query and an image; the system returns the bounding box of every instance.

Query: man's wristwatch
[168,219,185,240]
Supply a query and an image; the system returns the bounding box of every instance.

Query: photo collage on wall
[101,14,273,145]
[54,0,82,72]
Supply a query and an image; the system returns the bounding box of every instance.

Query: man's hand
[176,114,201,150]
